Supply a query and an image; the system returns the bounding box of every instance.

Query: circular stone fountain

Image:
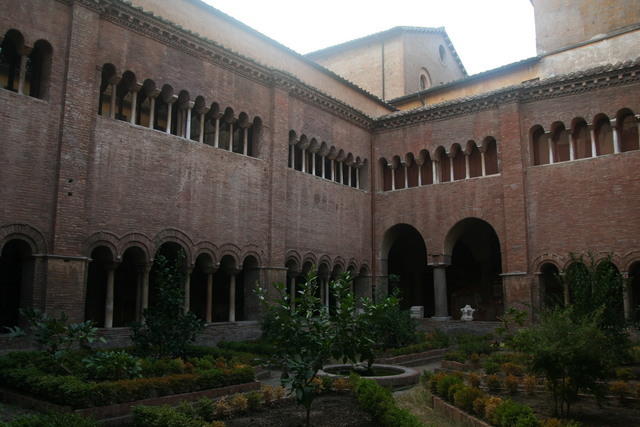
[319,364,420,388]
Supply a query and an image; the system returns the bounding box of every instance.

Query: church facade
[1,0,639,347]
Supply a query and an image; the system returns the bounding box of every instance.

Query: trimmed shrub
[501,362,524,376]
[484,396,504,424]
[493,399,539,427]
[351,375,421,427]
[229,394,249,413]
[484,360,501,375]
[214,398,232,419]
[447,383,464,402]
[472,396,487,418]
[444,351,466,363]
[609,380,631,405]
[467,373,481,388]
[436,374,463,399]
[614,367,634,380]
[428,372,446,394]
[485,374,502,392]
[82,351,142,381]
[505,374,519,394]
[6,413,98,427]
[523,375,537,395]
[133,405,204,427]
[453,385,483,412]
[246,390,262,410]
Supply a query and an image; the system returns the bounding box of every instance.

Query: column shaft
[104,267,115,328]
[17,55,28,94]
[612,124,621,154]
[229,274,236,322]
[110,84,117,119]
[183,269,191,313]
[243,128,249,155]
[432,161,438,184]
[228,122,234,150]
[548,135,555,164]
[404,164,408,188]
[206,272,213,323]
[449,157,454,181]
[199,113,205,143]
[166,102,172,134]
[465,154,470,179]
[418,164,423,186]
[391,167,396,190]
[589,127,597,156]
[311,153,316,175]
[214,118,220,148]
[568,132,575,160]
[432,266,450,319]
[129,91,138,125]
[289,276,296,310]
[480,152,486,176]
[301,149,306,173]
[185,107,192,140]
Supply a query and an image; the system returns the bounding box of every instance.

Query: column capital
[18,46,33,56]
[201,265,218,275]
[428,253,451,267]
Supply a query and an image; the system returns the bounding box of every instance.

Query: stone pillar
[622,272,631,320]
[355,167,360,189]
[568,131,576,160]
[331,159,335,181]
[612,119,621,154]
[465,154,470,179]
[301,148,306,173]
[480,151,486,176]
[589,125,597,157]
[289,273,298,310]
[432,160,438,184]
[311,152,316,175]
[547,132,555,164]
[431,262,451,320]
[148,89,159,129]
[17,50,30,95]
[449,155,454,181]
[348,165,352,187]
[390,166,396,190]
[228,270,237,322]
[243,127,249,155]
[203,265,217,323]
[318,155,324,177]
[198,111,206,143]
[130,84,141,125]
[183,266,193,314]
[185,101,194,140]
[166,95,177,134]
[228,122,234,151]
[403,163,408,188]
[418,164,423,186]
[110,83,117,119]
[104,262,118,328]
[214,117,220,148]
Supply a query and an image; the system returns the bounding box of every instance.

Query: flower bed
[0,350,255,410]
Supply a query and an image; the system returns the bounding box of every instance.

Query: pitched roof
[305,26,467,76]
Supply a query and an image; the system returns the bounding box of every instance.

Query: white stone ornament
[460,304,475,321]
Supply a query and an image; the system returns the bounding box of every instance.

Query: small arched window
[419,68,431,91]
[0,30,24,92]
[26,40,52,99]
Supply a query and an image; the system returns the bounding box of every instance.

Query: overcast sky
[203,0,537,75]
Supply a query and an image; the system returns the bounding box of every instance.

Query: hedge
[0,365,255,408]
[0,413,98,427]
[351,374,421,427]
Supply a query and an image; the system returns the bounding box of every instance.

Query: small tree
[512,307,613,417]
[256,271,334,427]
[131,254,204,359]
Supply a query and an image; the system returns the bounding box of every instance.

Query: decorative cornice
[375,57,640,130]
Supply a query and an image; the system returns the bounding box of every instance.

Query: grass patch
[394,386,456,427]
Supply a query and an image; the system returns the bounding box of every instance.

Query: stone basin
[318,363,420,389]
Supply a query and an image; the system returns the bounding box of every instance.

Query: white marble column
[198,111,206,143]
[432,160,438,184]
[214,117,220,148]
[449,156,454,181]
[355,167,360,189]
[129,86,140,125]
[480,151,486,176]
[612,120,621,154]
[301,149,307,173]
[311,153,316,175]
[547,132,555,164]
[166,96,177,134]
[243,127,249,155]
[185,102,194,140]
[348,165,352,187]
[17,54,28,95]
[403,163,408,188]
[330,159,335,181]
[147,90,160,129]
[228,122,234,151]
[391,166,396,190]
[418,164,423,186]
[104,262,118,328]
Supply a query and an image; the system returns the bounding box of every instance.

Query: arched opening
[0,30,24,92]
[26,39,52,99]
[248,116,261,157]
[204,104,220,146]
[419,150,433,185]
[380,158,392,191]
[629,262,640,322]
[219,108,234,150]
[384,224,434,316]
[154,85,173,132]
[595,260,624,324]
[318,262,331,307]
[136,79,156,127]
[406,154,419,187]
[531,126,549,165]
[451,145,465,181]
[551,123,570,162]
[445,218,503,321]
[98,63,117,117]
[572,119,592,159]
[484,138,499,174]
[392,157,405,189]
[618,109,639,152]
[113,246,147,327]
[190,253,215,322]
[435,148,450,183]
[0,239,34,330]
[85,246,115,327]
[213,255,236,322]
[564,261,588,304]
[115,71,136,122]
[419,68,431,91]
[149,242,187,308]
[354,265,371,300]
[467,142,482,178]
[237,255,260,320]
[594,114,614,156]
[539,263,563,310]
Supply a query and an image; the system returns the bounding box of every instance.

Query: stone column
[147,89,159,129]
[103,262,118,328]
[166,95,177,134]
[348,165,352,187]
[228,269,237,322]
[589,125,597,157]
[214,117,220,148]
[203,265,217,323]
[318,155,324,177]
[17,49,31,95]
[480,151,486,176]
[185,101,194,140]
[612,119,621,154]
[183,266,193,313]
[547,132,555,164]
[449,155,454,181]
[431,261,451,320]
[198,110,207,144]
[228,121,234,151]
[301,148,307,173]
[418,164,423,186]
[568,130,576,160]
[109,83,117,119]
[135,263,150,322]
[331,159,335,181]
[464,154,470,179]
[355,167,360,189]
[403,163,408,188]
[311,152,316,175]
[289,273,298,310]
[243,127,249,155]
[432,160,438,184]
[129,84,141,125]
[622,272,631,320]
[390,165,396,190]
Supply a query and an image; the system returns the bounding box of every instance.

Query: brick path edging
[431,395,491,427]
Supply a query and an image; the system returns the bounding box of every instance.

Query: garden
[1,255,639,426]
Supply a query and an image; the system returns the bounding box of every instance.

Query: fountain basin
[319,363,420,388]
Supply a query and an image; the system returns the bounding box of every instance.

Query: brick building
[1,0,639,347]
